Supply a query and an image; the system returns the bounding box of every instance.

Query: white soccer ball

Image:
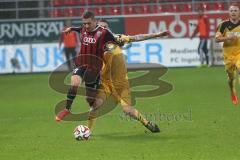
[73,125,91,140]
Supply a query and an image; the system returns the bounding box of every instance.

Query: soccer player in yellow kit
[215,3,240,105]
[87,19,170,132]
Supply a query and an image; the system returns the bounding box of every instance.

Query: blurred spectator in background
[191,10,210,67]
[59,20,79,70]
[10,58,20,74]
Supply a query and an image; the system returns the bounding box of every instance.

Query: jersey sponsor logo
[83,37,96,44]
[227,32,240,37]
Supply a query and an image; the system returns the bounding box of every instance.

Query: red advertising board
[125,13,228,38]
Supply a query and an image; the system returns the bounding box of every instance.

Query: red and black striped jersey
[71,25,116,71]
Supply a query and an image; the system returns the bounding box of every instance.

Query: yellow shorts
[224,54,240,74]
[97,82,131,106]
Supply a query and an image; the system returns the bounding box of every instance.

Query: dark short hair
[98,18,110,26]
[229,3,240,9]
[82,11,95,19]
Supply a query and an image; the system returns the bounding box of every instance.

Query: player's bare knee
[227,75,233,81]
[227,72,234,81]
[228,75,234,82]
[94,98,103,108]
[86,97,95,107]
[122,105,132,115]
[71,75,82,86]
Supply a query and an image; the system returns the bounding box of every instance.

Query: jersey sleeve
[71,26,83,33]
[104,29,117,43]
[215,22,226,38]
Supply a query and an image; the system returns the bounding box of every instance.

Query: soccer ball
[73,125,91,140]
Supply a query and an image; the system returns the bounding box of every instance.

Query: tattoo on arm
[130,34,157,42]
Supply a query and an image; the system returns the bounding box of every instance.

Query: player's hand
[116,35,129,45]
[116,35,123,43]
[227,34,238,41]
[157,31,170,37]
[62,27,72,34]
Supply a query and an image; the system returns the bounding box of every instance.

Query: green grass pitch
[1,67,240,160]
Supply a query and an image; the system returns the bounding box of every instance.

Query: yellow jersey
[215,19,240,57]
[102,43,129,88]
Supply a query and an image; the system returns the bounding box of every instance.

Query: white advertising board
[0,44,31,73]
[123,38,223,67]
[0,39,224,74]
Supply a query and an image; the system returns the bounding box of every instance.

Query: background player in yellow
[87,19,170,132]
[215,3,240,105]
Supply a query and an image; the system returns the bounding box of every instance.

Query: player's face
[229,6,240,21]
[83,18,97,32]
[98,22,109,29]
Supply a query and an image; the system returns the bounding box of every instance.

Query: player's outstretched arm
[116,31,170,44]
[128,30,170,42]
[62,27,82,34]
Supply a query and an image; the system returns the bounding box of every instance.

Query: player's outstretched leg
[122,105,160,133]
[56,75,81,122]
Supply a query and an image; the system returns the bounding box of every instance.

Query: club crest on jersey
[97,31,102,38]
[83,37,96,44]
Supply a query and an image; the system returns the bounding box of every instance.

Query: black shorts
[72,66,101,90]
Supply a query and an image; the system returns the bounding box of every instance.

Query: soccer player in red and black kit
[55,11,117,122]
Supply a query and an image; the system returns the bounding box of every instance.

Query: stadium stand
[0,0,231,19]
[49,0,229,17]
